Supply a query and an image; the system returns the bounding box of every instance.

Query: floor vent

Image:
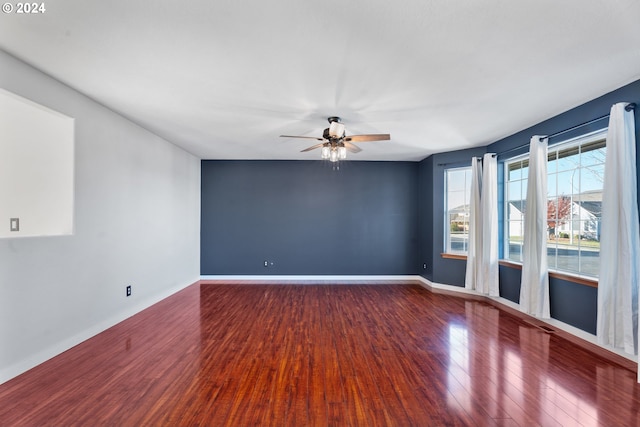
[535,324,555,333]
[524,320,556,333]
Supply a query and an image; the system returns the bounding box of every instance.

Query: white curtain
[480,153,499,296]
[519,136,550,318]
[597,102,640,361]
[465,157,483,290]
[465,154,499,295]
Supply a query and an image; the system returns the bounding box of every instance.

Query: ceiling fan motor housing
[324,120,345,140]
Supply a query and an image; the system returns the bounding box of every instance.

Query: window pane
[447,169,467,192]
[547,173,558,197]
[447,190,466,210]
[547,198,556,221]
[507,181,523,201]
[556,146,580,171]
[507,226,523,262]
[556,169,578,196]
[547,220,557,239]
[508,163,522,181]
[562,251,581,274]
[581,139,606,167]
[550,196,572,225]
[547,151,558,174]
[505,155,527,262]
[580,164,604,193]
[445,167,471,254]
[507,194,524,262]
[580,247,600,277]
[507,200,524,222]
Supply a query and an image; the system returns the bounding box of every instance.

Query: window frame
[503,128,607,280]
[444,166,473,255]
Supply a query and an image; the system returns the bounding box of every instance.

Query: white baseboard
[200,274,422,282]
[0,277,200,385]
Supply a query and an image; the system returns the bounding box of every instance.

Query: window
[505,130,606,278]
[445,167,472,254]
[505,158,528,262]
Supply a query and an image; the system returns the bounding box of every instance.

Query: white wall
[0,50,201,384]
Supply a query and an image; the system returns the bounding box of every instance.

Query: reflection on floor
[0,283,638,426]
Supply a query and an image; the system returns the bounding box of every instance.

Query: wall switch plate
[10,218,19,232]
[126,285,132,297]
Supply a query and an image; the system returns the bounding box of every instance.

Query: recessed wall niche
[0,88,74,238]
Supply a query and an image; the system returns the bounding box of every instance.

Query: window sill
[438,256,598,288]
[499,260,598,288]
[441,253,467,261]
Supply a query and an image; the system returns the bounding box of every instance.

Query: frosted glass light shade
[329,122,345,138]
[329,149,339,162]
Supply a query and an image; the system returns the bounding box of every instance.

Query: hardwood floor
[1,283,639,426]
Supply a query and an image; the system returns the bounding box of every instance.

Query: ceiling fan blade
[300,142,326,152]
[343,142,362,153]
[280,135,325,141]
[344,134,391,143]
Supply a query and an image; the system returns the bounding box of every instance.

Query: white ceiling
[2,0,640,161]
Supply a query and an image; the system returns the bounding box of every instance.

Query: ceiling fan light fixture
[329,148,339,162]
[284,116,389,163]
[329,121,345,138]
[321,145,330,159]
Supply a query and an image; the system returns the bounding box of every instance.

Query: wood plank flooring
[1,283,639,426]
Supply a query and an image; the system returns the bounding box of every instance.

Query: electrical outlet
[10,218,19,232]
[423,263,427,269]
[264,260,268,267]
[126,285,132,297]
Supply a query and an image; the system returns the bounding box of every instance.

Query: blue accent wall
[201,160,419,275]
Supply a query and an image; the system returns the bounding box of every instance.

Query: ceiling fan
[280,117,390,162]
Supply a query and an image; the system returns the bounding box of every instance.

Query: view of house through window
[505,130,606,277]
[445,167,472,254]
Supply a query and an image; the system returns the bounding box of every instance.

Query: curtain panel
[481,153,499,296]
[519,136,550,318]
[597,102,640,362]
[465,154,498,295]
[465,157,483,290]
